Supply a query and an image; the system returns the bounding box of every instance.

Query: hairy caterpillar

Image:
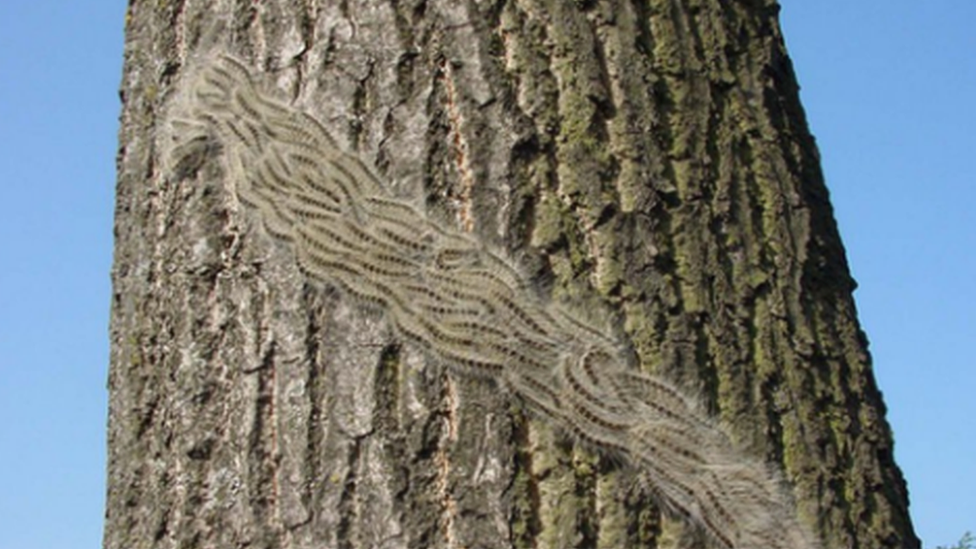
[162,54,819,549]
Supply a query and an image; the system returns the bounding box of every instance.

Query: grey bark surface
[107,1,919,548]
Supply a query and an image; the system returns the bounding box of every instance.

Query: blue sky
[0,2,971,548]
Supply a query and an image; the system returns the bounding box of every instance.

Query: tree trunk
[106,1,918,548]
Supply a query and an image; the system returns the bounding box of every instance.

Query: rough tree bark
[106,1,919,548]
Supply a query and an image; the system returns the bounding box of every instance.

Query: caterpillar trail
[163,54,819,549]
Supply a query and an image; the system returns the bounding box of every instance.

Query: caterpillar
[162,53,819,549]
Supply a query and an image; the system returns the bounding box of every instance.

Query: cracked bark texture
[106,0,919,548]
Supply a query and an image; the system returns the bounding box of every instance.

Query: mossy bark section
[108,0,918,548]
